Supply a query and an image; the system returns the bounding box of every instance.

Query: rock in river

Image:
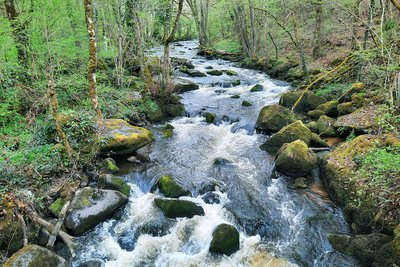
[156,174,191,198]
[65,188,128,235]
[209,224,240,255]
[3,244,67,267]
[98,174,131,197]
[154,198,204,219]
[97,119,154,155]
[279,90,327,113]
[255,104,301,133]
[275,140,317,177]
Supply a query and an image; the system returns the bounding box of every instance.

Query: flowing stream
[72,41,358,267]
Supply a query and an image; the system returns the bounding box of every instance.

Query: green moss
[48,198,65,217]
[163,129,174,138]
[154,198,204,218]
[99,158,119,173]
[242,100,252,107]
[205,112,216,124]
[250,84,263,92]
[222,70,238,76]
[255,104,301,132]
[230,94,240,99]
[209,224,240,255]
[206,70,223,76]
[157,175,191,198]
[232,80,241,86]
[98,174,131,197]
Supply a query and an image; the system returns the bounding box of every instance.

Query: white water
[72,41,358,267]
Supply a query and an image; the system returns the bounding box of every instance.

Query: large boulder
[275,140,318,177]
[328,233,394,267]
[97,119,154,155]
[171,57,195,69]
[209,224,240,255]
[320,134,399,233]
[316,100,339,117]
[186,69,207,77]
[337,102,357,116]
[156,175,191,198]
[335,105,383,133]
[306,115,337,137]
[154,198,204,219]
[3,245,67,267]
[279,90,327,113]
[260,120,313,154]
[174,78,199,93]
[250,84,264,92]
[255,105,301,133]
[98,174,130,197]
[65,188,128,235]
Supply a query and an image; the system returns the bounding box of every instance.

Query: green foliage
[377,112,400,135]
[314,83,351,99]
[212,39,241,53]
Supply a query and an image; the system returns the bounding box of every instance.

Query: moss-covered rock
[48,198,65,217]
[279,91,327,113]
[186,69,207,77]
[275,140,317,177]
[98,158,119,173]
[242,100,252,107]
[328,233,393,267]
[162,124,175,138]
[209,224,240,256]
[154,198,204,219]
[306,115,337,137]
[143,101,165,122]
[231,94,240,99]
[156,175,191,198]
[373,225,400,267]
[307,109,325,119]
[98,174,130,197]
[335,105,383,133]
[163,103,185,117]
[316,100,339,117]
[205,112,216,124]
[291,177,308,189]
[320,134,400,233]
[174,78,200,93]
[337,102,357,116]
[223,69,238,76]
[260,120,313,154]
[310,133,329,147]
[3,245,67,267]
[98,119,154,155]
[255,105,301,133]
[250,84,263,92]
[232,80,241,86]
[65,188,128,235]
[0,196,25,254]
[206,70,223,76]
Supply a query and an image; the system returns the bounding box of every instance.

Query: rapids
[71,41,358,267]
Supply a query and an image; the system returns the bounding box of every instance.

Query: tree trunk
[291,13,308,78]
[248,0,257,57]
[312,0,322,59]
[84,0,102,118]
[363,0,376,49]
[389,0,400,11]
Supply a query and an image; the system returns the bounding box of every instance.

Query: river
[72,41,358,267]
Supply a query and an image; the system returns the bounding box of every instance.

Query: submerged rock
[154,198,204,219]
[3,244,67,267]
[97,119,154,155]
[275,140,317,177]
[260,120,313,154]
[209,224,240,255]
[65,188,128,235]
[186,69,207,77]
[279,90,327,113]
[255,105,301,133]
[202,192,221,204]
[156,175,191,198]
[98,174,130,197]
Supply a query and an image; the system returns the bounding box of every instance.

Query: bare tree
[187,0,210,47]
[312,0,323,59]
